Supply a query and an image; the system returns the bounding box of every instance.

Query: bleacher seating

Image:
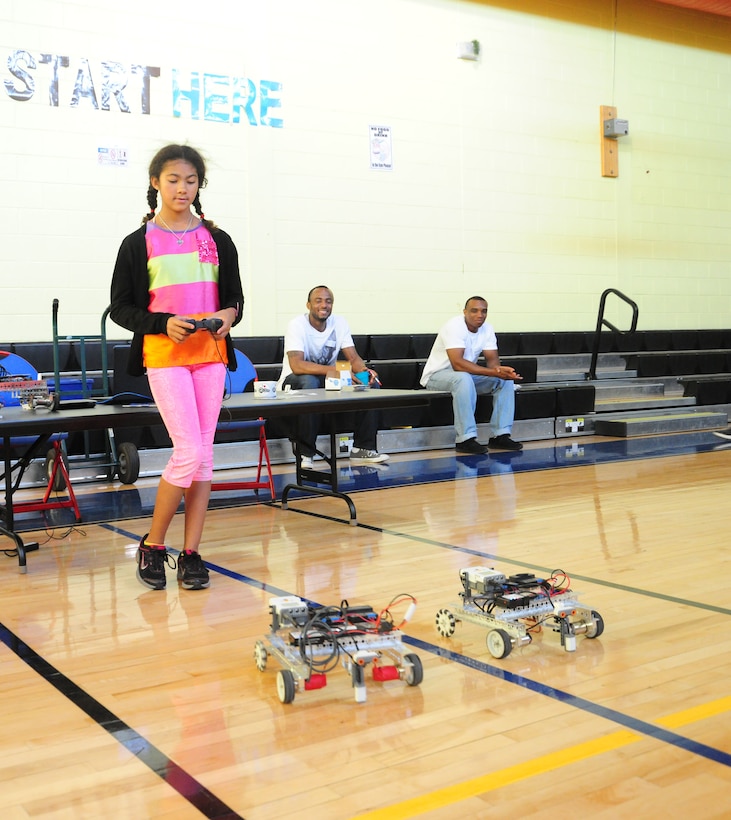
[234,336,283,366]
[368,334,410,360]
[4,328,729,456]
[517,332,554,356]
[622,350,731,378]
[410,334,437,358]
[679,375,731,406]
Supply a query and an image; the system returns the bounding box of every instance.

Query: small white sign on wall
[369,125,392,170]
[97,145,129,167]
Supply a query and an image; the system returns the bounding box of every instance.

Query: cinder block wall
[2,0,730,343]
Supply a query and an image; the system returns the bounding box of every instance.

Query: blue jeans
[425,370,515,443]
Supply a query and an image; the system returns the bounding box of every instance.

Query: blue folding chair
[0,351,81,523]
[211,349,275,500]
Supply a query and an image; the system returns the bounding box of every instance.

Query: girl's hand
[167,316,197,343]
[212,307,237,337]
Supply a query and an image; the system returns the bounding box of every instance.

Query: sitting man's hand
[495,365,522,381]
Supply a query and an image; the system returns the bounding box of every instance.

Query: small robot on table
[0,375,55,412]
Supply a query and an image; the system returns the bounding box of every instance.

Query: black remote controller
[185,317,224,333]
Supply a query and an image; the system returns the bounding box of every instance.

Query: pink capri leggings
[147,362,226,488]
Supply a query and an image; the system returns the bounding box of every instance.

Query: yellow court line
[657,694,731,730]
[351,695,731,820]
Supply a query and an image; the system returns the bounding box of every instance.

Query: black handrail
[587,288,639,380]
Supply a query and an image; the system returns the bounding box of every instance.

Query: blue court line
[102,525,731,769]
[12,430,725,534]
[6,518,730,820]
[401,636,731,767]
[9,430,726,810]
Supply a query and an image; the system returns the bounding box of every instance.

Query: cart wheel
[117,442,140,485]
[45,447,67,492]
[435,608,456,638]
[276,669,296,704]
[586,610,604,639]
[403,653,424,686]
[253,641,268,672]
[486,629,513,659]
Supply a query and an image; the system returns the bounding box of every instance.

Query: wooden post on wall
[600,104,619,178]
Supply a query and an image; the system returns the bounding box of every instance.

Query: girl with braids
[110,144,244,591]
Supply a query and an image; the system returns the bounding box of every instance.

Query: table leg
[282,423,358,525]
[1,435,44,571]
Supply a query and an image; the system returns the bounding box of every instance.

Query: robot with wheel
[0,376,56,412]
[254,595,423,703]
[435,566,604,659]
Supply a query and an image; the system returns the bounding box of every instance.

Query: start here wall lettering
[3,48,283,127]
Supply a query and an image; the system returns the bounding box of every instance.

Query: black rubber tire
[117,442,140,485]
[403,653,424,686]
[45,447,67,492]
[587,610,605,638]
[276,669,296,703]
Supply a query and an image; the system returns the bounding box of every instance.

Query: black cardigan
[109,223,244,377]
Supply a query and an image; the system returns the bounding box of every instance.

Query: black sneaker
[455,437,489,455]
[136,536,176,590]
[177,550,210,590]
[488,434,523,451]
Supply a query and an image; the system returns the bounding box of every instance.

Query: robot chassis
[0,377,57,412]
[254,596,423,704]
[436,567,604,659]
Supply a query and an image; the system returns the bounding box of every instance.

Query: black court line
[209,554,731,770]
[5,515,731,820]
[8,433,728,819]
[274,507,731,617]
[13,429,724,534]
[0,622,244,820]
[102,524,731,770]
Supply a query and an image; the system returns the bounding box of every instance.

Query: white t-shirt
[420,314,498,386]
[278,313,354,385]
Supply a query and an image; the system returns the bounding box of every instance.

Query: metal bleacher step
[593,379,667,398]
[538,352,627,369]
[537,368,635,382]
[595,395,697,412]
[592,379,695,412]
[594,409,727,438]
[535,352,633,383]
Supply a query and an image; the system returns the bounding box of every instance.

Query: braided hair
[143,143,217,231]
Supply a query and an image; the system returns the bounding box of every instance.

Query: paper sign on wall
[97,145,128,167]
[369,125,392,170]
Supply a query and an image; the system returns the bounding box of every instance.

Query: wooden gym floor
[2,431,731,818]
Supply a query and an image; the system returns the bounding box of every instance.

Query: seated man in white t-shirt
[420,296,523,455]
[278,285,388,468]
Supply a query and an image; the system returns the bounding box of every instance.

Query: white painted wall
[1,0,730,344]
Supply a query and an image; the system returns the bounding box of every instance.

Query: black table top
[1,388,441,439]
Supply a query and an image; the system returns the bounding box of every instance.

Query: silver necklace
[156,213,195,245]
